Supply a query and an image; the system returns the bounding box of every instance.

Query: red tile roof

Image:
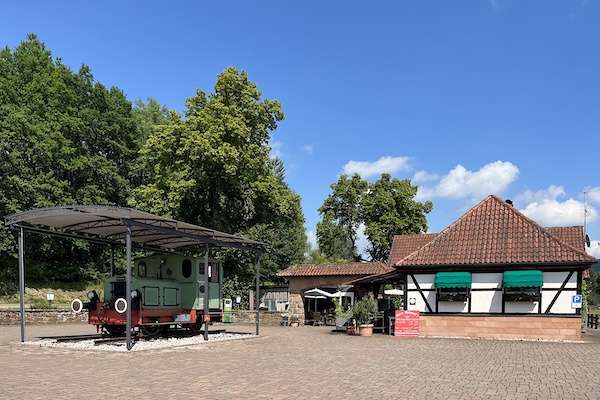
[391,195,596,268]
[277,262,391,277]
[388,233,438,266]
[545,226,586,251]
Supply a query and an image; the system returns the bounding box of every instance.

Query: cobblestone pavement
[2,323,600,400]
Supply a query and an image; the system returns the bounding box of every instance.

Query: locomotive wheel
[141,324,162,337]
[103,325,126,336]
[187,322,203,333]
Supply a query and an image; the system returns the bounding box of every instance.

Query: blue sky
[2,0,599,258]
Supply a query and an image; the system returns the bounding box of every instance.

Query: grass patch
[0,282,104,308]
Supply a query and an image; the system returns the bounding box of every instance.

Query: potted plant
[334,299,353,333]
[289,316,299,327]
[352,292,378,337]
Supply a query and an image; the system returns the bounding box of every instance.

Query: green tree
[132,97,173,146]
[361,174,433,262]
[316,173,433,263]
[131,67,307,286]
[316,174,367,260]
[0,34,141,283]
[131,67,285,230]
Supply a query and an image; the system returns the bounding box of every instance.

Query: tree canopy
[130,67,307,285]
[316,173,433,262]
[316,174,367,261]
[0,39,308,291]
[0,34,142,284]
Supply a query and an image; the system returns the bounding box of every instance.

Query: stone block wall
[419,315,582,341]
[0,309,287,326]
[0,309,88,325]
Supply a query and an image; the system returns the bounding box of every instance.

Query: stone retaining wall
[0,309,88,325]
[419,314,582,341]
[0,309,287,326]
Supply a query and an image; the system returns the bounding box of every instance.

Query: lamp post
[46,292,54,308]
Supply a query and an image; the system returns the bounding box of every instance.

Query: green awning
[502,270,543,288]
[435,272,472,288]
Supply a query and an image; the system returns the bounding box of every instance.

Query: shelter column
[126,224,132,350]
[18,227,25,342]
[203,243,209,341]
[255,254,261,336]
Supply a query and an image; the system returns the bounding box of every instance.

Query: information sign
[394,310,420,337]
[571,294,583,309]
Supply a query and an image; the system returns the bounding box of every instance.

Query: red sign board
[394,310,420,337]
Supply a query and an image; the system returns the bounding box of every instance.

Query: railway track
[42,328,229,346]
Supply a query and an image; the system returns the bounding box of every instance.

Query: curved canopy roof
[4,206,264,252]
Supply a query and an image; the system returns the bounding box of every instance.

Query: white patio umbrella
[384,289,404,296]
[331,287,354,307]
[303,288,332,312]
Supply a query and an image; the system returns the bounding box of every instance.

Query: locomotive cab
[72,255,224,335]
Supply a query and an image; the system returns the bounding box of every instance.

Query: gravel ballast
[22,332,257,352]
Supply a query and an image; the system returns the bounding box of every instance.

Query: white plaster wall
[504,301,540,313]
[406,274,434,312]
[407,274,435,290]
[471,273,502,289]
[437,300,468,313]
[470,291,503,313]
[406,270,579,314]
[542,289,578,314]
[543,271,577,289]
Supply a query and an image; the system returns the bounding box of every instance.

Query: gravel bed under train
[23,332,257,352]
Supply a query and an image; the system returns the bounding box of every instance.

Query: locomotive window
[138,261,147,277]
[198,263,205,276]
[209,263,219,283]
[182,259,192,278]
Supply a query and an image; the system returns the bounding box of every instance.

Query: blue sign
[572,294,583,309]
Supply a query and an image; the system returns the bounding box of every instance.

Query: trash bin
[224,298,232,323]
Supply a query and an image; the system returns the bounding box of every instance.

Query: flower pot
[290,322,299,327]
[359,324,373,337]
[346,326,355,335]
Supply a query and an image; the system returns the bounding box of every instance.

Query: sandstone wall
[0,309,287,326]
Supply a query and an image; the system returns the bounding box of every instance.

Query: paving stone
[1,324,600,399]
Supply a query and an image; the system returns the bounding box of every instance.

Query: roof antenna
[583,191,588,242]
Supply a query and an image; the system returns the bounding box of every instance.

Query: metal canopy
[5,205,265,350]
[5,205,265,252]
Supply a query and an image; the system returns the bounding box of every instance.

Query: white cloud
[488,0,500,10]
[514,185,565,204]
[516,186,598,227]
[585,187,600,204]
[306,230,317,252]
[587,241,600,259]
[342,156,411,178]
[519,198,591,226]
[356,223,369,258]
[270,140,283,159]
[303,144,313,154]
[415,160,519,200]
[412,170,439,183]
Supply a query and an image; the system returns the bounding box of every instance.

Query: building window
[435,272,471,302]
[502,270,543,302]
